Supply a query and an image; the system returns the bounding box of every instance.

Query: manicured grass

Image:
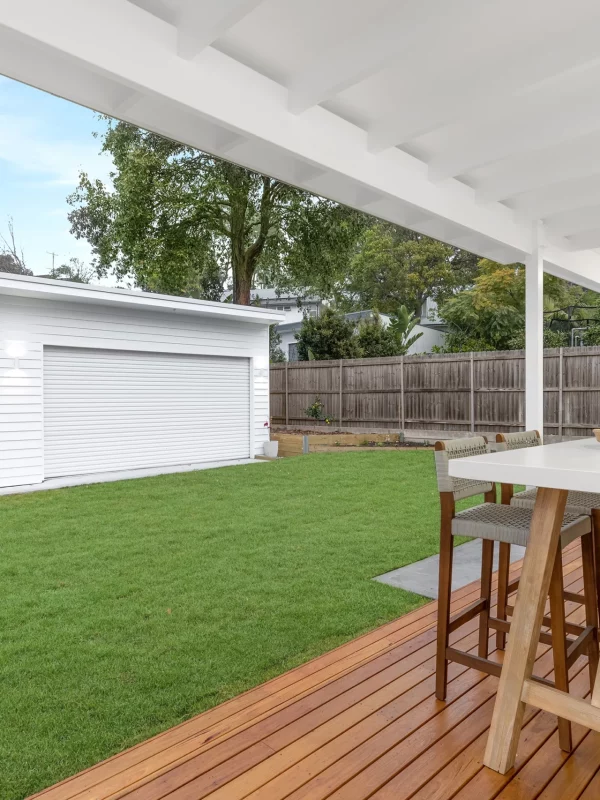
[1,451,466,799]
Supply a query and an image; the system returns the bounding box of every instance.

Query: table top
[448,437,600,494]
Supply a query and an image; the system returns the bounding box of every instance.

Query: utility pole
[47,251,58,271]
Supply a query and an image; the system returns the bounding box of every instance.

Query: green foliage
[295,306,362,361]
[506,328,570,350]
[341,223,478,314]
[388,305,424,354]
[68,119,368,304]
[44,258,94,284]
[583,325,600,346]
[356,313,399,357]
[436,259,600,352]
[269,325,286,363]
[304,396,335,425]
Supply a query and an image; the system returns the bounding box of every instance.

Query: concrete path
[374,540,526,599]
[0,458,266,496]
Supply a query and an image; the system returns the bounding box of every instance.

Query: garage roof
[0,273,285,324]
[2,1,600,291]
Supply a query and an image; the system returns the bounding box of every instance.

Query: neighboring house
[250,288,323,324]
[277,301,446,361]
[0,272,283,489]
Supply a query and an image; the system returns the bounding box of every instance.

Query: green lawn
[1,450,460,799]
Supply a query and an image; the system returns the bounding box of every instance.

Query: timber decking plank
[536,731,600,799]
[578,767,600,799]
[31,542,596,800]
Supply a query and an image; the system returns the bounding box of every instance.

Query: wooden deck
[32,541,600,800]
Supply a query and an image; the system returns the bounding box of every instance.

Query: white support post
[525,221,544,437]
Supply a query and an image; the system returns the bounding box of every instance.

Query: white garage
[0,273,282,489]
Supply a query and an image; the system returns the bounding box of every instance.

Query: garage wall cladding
[0,280,278,489]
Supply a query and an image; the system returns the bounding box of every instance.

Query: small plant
[360,439,369,446]
[305,396,335,425]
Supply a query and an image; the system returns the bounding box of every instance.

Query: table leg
[483,487,568,774]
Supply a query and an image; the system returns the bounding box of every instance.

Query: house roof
[276,310,384,333]
[2,1,600,290]
[0,273,285,324]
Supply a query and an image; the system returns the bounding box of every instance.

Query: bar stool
[434,436,598,751]
[497,430,600,628]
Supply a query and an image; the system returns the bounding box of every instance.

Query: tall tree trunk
[233,261,253,305]
[230,175,276,305]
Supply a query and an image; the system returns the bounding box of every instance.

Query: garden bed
[270,431,433,457]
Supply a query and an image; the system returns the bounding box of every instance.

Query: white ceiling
[2,0,600,287]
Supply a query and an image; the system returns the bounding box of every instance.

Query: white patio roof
[1,0,600,291]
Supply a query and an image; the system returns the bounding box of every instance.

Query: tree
[68,119,368,303]
[388,305,424,354]
[340,223,478,315]
[0,218,32,275]
[356,314,398,357]
[295,307,361,361]
[269,325,286,363]
[42,258,94,284]
[436,259,600,351]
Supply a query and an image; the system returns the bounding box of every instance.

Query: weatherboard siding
[0,295,270,488]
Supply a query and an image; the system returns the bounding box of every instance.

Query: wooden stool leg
[479,539,494,658]
[592,509,600,626]
[549,547,573,752]
[485,487,567,774]
[581,532,599,687]
[496,542,510,650]
[436,510,454,701]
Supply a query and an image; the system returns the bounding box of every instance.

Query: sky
[0,75,114,278]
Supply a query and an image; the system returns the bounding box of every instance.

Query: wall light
[4,340,27,369]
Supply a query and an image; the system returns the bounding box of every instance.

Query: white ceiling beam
[126,0,176,25]
[111,87,144,115]
[544,204,600,237]
[354,187,385,209]
[510,176,600,221]
[565,229,600,252]
[475,135,600,203]
[429,65,600,181]
[368,14,600,152]
[287,0,479,114]
[176,0,264,60]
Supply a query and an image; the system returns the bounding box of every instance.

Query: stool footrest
[448,598,487,634]
[566,625,597,668]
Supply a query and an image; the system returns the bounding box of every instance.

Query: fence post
[400,355,405,434]
[339,359,344,428]
[470,352,475,433]
[558,347,564,439]
[285,363,289,427]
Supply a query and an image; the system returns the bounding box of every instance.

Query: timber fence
[270,347,600,438]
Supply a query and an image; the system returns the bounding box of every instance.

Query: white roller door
[43,347,251,478]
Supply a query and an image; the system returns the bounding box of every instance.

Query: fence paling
[270,345,600,436]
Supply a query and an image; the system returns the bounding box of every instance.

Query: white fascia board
[0,274,284,324]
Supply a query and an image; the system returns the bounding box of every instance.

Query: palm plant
[389,305,424,354]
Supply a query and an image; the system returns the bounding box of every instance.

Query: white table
[449,437,600,774]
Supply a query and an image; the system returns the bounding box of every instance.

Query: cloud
[0,112,112,186]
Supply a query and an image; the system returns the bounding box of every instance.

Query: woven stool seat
[452,502,591,547]
[512,488,600,516]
